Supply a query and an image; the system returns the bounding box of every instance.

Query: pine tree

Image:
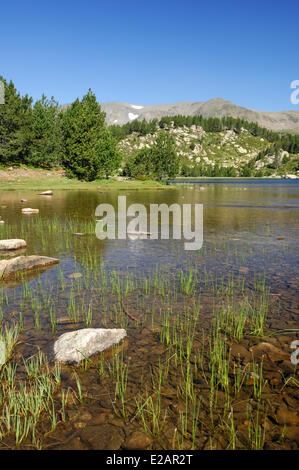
[60,89,119,180]
[95,128,121,178]
[29,94,61,168]
[0,76,33,166]
[151,132,180,179]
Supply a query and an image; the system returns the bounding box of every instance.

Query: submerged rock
[0,248,27,258]
[79,423,124,450]
[0,239,27,250]
[68,272,82,279]
[0,255,59,279]
[250,342,289,361]
[125,431,152,450]
[276,407,299,426]
[54,328,127,364]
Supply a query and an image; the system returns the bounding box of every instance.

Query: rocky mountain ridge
[98,98,299,132]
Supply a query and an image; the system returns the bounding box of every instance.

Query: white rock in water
[38,190,53,196]
[0,239,27,250]
[127,231,151,237]
[0,255,59,279]
[22,208,39,214]
[54,328,127,364]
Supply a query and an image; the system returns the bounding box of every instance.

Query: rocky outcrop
[0,239,27,250]
[54,328,127,364]
[0,255,59,279]
[284,174,298,179]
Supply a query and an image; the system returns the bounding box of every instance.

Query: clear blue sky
[1,0,299,111]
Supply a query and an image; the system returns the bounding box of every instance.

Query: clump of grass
[249,292,269,337]
[216,301,248,341]
[135,393,168,439]
[73,373,83,403]
[0,351,65,448]
[0,324,20,364]
[233,359,248,397]
[251,358,266,400]
[113,346,130,420]
[246,403,266,450]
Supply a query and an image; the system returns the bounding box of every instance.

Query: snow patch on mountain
[131,105,144,110]
[128,112,139,120]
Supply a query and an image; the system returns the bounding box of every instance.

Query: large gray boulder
[0,255,59,279]
[0,239,27,250]
[54,328,127,364]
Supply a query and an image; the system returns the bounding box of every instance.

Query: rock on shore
[54,328,127,364]
[284,174,298,179]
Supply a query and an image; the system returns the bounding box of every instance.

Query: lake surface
[0,179,298,449]
[1,180,298,343]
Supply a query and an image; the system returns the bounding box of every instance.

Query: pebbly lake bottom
[0,180,298,450]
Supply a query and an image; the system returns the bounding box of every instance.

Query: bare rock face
[0,255,59,279]
[54,328,127,364]
[0,239,27,250]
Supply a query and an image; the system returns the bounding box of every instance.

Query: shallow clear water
[1,180,298,341]
[0,179,298,450]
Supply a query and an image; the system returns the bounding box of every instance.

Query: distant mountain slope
[97,98,299,132]
[118,124,299,178]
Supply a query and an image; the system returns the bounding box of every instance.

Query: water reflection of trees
[2,187,297,266]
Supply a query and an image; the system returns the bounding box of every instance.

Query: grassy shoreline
[0,168,174,191]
